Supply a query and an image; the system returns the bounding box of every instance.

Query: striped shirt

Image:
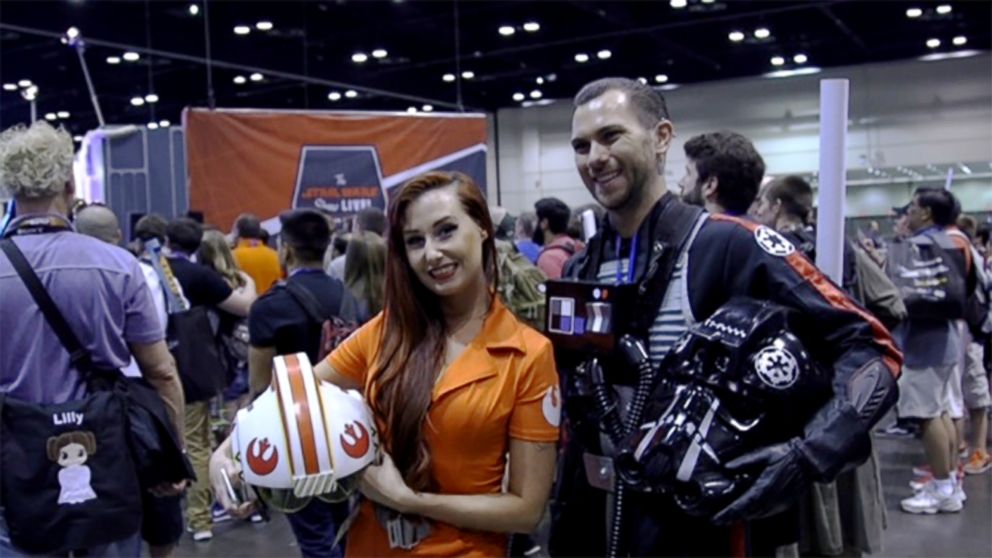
[596,259,689,368]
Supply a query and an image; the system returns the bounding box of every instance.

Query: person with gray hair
[0,121,186,556]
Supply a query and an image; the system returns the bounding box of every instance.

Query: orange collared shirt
[232,238,282,294]
[327,298,560,557]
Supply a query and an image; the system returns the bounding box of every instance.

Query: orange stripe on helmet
[284,354,320,475]
[711,214,903,378]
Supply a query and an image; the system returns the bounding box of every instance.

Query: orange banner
[184,109,487,231]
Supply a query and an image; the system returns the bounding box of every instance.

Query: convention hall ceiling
[1,1,989,138]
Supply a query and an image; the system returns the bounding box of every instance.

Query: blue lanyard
[614,234,638,285]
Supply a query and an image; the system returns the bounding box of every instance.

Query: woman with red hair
[212,171,560,557]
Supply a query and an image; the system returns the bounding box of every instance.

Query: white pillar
[815,79,849,284]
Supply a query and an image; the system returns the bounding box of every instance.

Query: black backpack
[886,231,969,320]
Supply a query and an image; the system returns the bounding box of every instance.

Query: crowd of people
[0,75,988,558]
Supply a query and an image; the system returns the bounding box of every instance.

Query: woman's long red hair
[371,171,498,491]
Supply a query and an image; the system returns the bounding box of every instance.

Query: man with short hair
[232,213,282,294]
[76,205,186,558]
[534,197,582,279]
[248,209,364,557]
[894,187,974,514]
[0,121,185,556]
[679,130,766,216]
[550,77,901,555]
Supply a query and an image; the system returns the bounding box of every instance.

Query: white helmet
[232,352,379,499]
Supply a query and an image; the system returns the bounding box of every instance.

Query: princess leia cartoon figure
[47,431,98,505]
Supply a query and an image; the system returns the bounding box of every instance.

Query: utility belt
[374,505,433,550]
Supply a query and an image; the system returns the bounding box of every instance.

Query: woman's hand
[209,436,259,519]
[359,452,419,514]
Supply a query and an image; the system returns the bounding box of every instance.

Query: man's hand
[712,439,809,525]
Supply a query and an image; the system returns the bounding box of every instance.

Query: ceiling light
[701,0,715,3]
[654,74,669,83]
[17,79,32,88]
[771,56,785,66]
[499,25,515,36]
[406,107,417,113]
[959,163,972,174]
[442,73,455,82]
[328,91,342,101]
[926,38,941,49]
[130,96,145,106]
[461,70,475,79]
[106,56,121,64]
[159,119,170,127]
[522,21,540,32]
[57,111,69,118]
[728,31,745,42]
[936,5,952,15]
[597,49,612,60]
[144,93,159,103]
[233,75,247,84]
[574,53,589,63]
[147,122,159,130]
[530,90,542,99]
[234,25,251,35]
[250,72,264,81]
[372,48,388,58]
[754,28,770,39]
[546,73,557,82]
[536,77,544,84]
[953,36,967,46]
[256,21,273,31]
[422,104,433,112]
[764,66,822,79]
[123,51,140,62]
[345,90,358,98]
[73,135,83,142]
[906,7,922,18]
[45,113,57,121]
[670,0,687,8]
[918,49,981,61]
[512,92,525,102]
[637,77,648,84]
[352,52,368,63]
[793,53,808,64]
[2,83,16,91]
[21,85,38,100]
[188,4,199,16]
[65,27,80,42]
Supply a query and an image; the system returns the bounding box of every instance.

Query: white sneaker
[955,480,967,503]
[900,483,963,514]
[192,530,213,542]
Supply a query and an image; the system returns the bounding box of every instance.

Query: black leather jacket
[550,194,902,557]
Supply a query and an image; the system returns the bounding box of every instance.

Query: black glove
[712,438,809,525]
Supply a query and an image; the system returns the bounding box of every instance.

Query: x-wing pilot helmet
[617,298,832,518]
[232,353,380,511]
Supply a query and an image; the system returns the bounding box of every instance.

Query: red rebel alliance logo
[246,437,279,476]
[340,421,371,459]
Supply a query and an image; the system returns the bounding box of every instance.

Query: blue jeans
[0,516,141,557]
[286,499,350,558]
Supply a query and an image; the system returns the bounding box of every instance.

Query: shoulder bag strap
[284,279,330,325]
[0,238,95,374]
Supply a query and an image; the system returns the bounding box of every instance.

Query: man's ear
[653,119,674,159]
[702,177,720,202]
